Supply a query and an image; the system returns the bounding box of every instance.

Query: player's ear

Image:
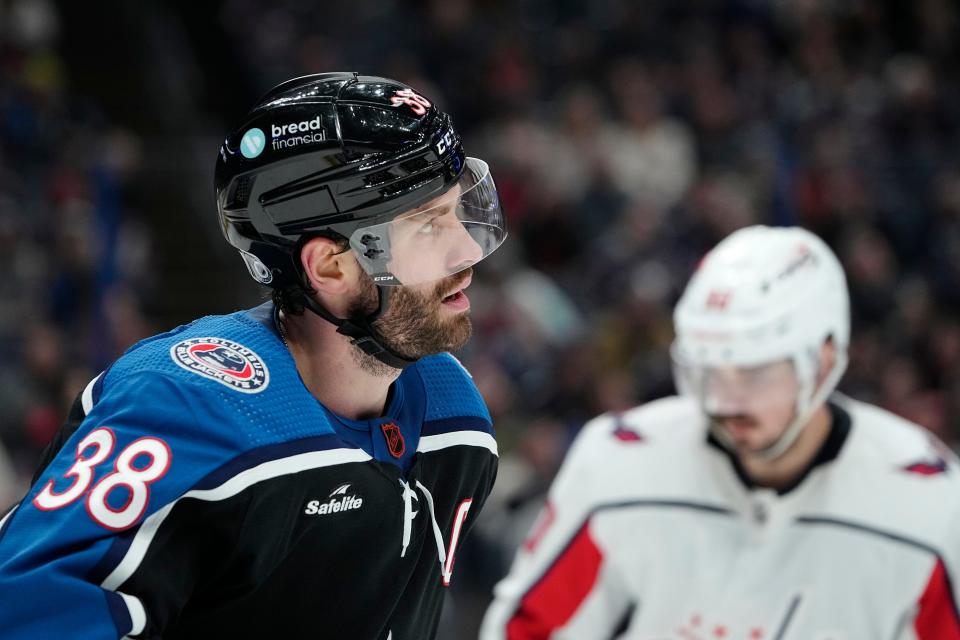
[300,237,358,295]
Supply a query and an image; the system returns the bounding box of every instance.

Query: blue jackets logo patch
[170,337,269,393]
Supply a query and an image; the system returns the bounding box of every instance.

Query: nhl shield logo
[170,337,269,393]
[380,422,405,459]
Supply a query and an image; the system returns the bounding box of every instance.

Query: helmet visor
[672,348,800,418]
[349,157,506,286]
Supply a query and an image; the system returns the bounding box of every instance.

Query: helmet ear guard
[671,225,850,459]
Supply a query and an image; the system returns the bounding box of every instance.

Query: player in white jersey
[482,225,960,639]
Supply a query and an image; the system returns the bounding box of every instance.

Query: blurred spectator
[0,0,154,493]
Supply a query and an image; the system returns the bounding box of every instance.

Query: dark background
[2,0,959,636]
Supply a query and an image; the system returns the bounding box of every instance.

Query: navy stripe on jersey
[88,435,362,585]
[193,434,358,491]
[796,515,960,624]
[90,527,135,593]
[796,516,943,556]
[421,416,494,438]
[104,590,133,638]
[595,499,735,517]
[772,593,803,640]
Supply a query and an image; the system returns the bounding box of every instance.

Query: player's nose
[704,388,750,417]
[445,222,483,271]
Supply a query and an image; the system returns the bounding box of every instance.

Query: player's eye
[416,211,451,236]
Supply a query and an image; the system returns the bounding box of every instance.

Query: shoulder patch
[613,426,645,443]
[609,412,645,443]
[170,337,270,393]
[902,458,948,476]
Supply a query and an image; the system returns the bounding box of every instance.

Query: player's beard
[348,269,473,376]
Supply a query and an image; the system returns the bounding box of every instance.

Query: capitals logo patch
[170,337,269,393]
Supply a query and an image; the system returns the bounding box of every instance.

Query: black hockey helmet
[214,72,506,368]
[215,72,505,290]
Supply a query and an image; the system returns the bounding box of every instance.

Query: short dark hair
[271,284,313,316]
[272,234,351,316]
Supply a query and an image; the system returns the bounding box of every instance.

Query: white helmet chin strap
[712,350,848,461]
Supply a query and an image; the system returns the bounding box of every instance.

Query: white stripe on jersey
[101,447,372,591]
[418,431,498,456]
[118,591,146,637]
[81,372,104,415]
[0,504,18,534]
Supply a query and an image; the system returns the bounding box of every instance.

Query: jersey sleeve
[480,416,633,640]
[0,369,246,639]
[907,504,960,639]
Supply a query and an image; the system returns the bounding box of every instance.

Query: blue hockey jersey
[0,303,498,639]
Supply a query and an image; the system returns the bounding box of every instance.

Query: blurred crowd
[0,0,157,507]
[2,0,960,636]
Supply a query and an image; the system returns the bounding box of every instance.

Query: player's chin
[719,424,769,454]
[440,314,472,351]
[736,433,785,457]
[396,314,472,360]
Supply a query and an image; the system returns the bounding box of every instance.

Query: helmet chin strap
[713,351,848,461]
[299,285,418,370]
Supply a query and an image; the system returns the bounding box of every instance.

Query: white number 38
[32,427,171,531]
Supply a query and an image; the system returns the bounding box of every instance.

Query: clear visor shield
[673,353,800,419]
[349,157,506,286]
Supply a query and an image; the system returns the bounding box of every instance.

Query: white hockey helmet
[671,225,850,458]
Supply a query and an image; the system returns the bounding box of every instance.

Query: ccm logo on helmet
[435,129,456,156]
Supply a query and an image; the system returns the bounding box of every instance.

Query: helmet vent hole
[231,176,256,208]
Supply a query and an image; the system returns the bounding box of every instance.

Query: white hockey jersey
[481,395,960,640]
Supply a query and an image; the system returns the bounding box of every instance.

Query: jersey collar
[707,401,852,496]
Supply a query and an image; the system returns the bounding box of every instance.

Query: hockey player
[0,73,506,639]
[482,226,960,639]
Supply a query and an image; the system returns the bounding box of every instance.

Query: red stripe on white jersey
[915,558,960,639]
[506,521,602,639]
[522,501,556,554]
